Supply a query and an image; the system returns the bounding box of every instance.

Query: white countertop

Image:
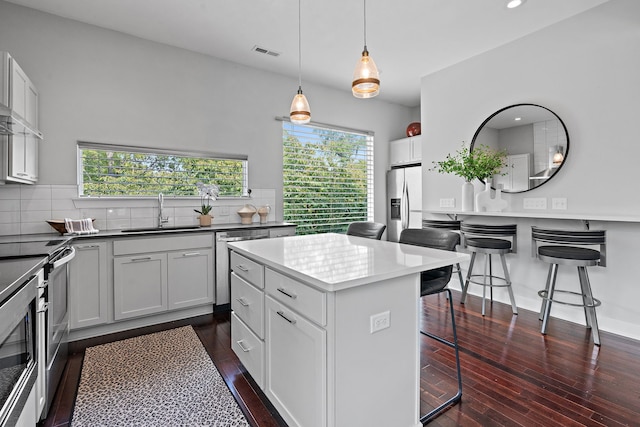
[228,233,469,292]
[421,209,640,223]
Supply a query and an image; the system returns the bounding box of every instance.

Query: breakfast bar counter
[228,233,469,427]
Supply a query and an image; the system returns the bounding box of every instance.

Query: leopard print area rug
[71,326,249,427]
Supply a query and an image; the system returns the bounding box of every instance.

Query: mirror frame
[470,103,570,193]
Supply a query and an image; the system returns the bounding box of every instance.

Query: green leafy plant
[194,182,219,216]
[431,143,508,182]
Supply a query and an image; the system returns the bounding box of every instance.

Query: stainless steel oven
[0,268,40,427]
[39,245,75,420]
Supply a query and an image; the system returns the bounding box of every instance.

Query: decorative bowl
[46,219,95,235]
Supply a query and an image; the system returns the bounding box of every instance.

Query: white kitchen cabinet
[265,295,327,427]
[69,241,109,329]
[230,251,266,387]
[114,252,167,320]
[389,136,421,166]
[1,52,40,184]
[113,234,213,320]
[10,58,39,128]
[167,247,214,309]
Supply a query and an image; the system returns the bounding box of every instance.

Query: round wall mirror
[470,104,569,193]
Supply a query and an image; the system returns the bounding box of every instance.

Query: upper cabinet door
[389,137,421,167]
[8,55,39,129]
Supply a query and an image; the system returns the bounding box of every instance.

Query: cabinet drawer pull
[276,310,297,324]
[235,264,249,272]
[78,244,99,249]
[236,340,251,352]
[182,252,200,257]
[236,297,250,307]
[131,256,152,262]
[277,288,297,299]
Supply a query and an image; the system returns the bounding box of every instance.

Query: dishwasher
[215,229,270,307]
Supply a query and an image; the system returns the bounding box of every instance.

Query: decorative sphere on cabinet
[406,122,421,137]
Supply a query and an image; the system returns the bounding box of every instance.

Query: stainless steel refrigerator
[386,165,422,242]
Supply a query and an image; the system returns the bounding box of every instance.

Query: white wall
[0,1,414,231]
[421,0,640,340]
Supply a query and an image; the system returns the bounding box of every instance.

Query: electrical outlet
[523,197,547,209]
[439,198,455,208]
[552,198,567,210]
[370,311,390,333]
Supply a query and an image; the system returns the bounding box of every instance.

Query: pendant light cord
[298,0,302,89]
[363,0,367,50]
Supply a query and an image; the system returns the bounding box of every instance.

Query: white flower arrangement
[194,181,219,216]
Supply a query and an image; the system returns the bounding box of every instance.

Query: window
[78,142,248,197]
[282,121,373,235]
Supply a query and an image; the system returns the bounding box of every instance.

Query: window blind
[282,121,374,235]
[78,142,248,197]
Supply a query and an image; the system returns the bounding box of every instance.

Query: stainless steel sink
[121,225,201,233]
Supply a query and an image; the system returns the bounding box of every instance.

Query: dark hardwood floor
[42,291,640,426]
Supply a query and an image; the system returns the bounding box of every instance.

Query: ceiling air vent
[252,45,281,57]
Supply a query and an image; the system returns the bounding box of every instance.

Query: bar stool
[422,219,465,291]
[531,226,606,346]
[346,221,386,240]
[460,223,518,316]
[399,228,462,423]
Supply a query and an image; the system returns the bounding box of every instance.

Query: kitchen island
[228,233,469,427]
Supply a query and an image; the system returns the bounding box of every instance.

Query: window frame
[280,118,374,235]
[76,141,249,198]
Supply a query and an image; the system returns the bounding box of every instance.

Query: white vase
[475,181,492,212]
[461,181,474,211]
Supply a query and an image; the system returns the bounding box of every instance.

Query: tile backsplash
[0,184,277,236]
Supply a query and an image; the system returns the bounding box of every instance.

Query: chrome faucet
[158,193,169,227]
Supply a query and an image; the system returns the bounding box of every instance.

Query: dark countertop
[0,222,295,295]
[0,256,46,304]
[0,221,296,243]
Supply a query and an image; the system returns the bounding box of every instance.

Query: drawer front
[231,312,265,389]
[231,273,265,338]
[265,268,326,326]
[230,251,264,288]
[114,234,212,255]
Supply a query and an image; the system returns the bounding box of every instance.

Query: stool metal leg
[481,253,489,316]
[500,254,518,315]
[488,254,494,302]
[578,266,601,346]
[455,263,464,291]
[541,263,559,335]
[539,265,554,321]
[461,252,476,304]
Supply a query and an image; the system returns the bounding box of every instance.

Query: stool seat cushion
[538,245,601,261]
[465,237,511,250]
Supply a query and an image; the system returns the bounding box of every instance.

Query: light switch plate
[439,198,455,208]
[552,198,567,210]
[523,197,547,209]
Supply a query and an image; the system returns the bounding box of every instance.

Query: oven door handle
[52,246,76,269]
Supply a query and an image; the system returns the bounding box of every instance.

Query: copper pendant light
[290,0,311,124]
[352,0,380,98]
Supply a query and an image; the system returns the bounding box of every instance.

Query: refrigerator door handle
[401,181,409,229]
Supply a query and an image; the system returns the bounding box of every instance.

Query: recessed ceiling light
[506,0,526,9]
[514,117,522,121]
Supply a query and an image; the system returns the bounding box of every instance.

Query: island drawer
[265,268,326,326]
[230,251,264,288]
[231,313,264,389]
[231,272,265,338]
